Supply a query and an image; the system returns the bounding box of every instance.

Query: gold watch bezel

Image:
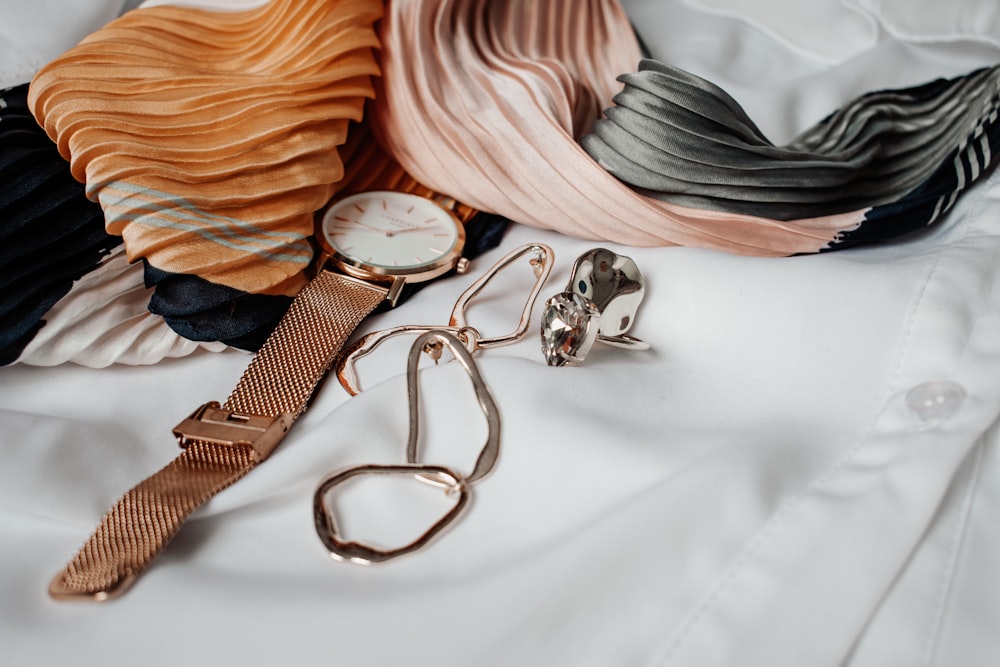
[317,190,467,286]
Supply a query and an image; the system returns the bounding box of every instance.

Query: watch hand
[330,224,393,237]
[331,215,383,233]
[386,226,435,234]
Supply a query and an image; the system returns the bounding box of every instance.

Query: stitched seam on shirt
[651,169,996,667]
[922,438,985,667]
[651,226,947,667]
[917,174,1000,665]
[949,178,999,365]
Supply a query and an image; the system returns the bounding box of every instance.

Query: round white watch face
[321,191,462,275]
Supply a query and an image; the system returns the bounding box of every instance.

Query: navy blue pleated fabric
[0,84,120,365]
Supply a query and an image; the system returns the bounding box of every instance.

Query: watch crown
[456,257,471,275]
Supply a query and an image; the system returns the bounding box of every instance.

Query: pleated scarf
[9,0,999,365]
[10,0,506,365]
[372,0,1000,255]
[582,60,1000,248]
[29,0,384,295]
[0,83,120,364]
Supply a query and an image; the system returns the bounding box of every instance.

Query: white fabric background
[2,1,999,665]
[1,1,125,88]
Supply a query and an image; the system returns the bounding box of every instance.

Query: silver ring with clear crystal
[540,248,649,366]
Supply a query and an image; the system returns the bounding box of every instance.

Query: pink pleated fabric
[372,0,863,255]
[29,0,383,295]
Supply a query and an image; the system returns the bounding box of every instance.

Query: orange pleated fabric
[372,0,862,255]
[29,0,383,295]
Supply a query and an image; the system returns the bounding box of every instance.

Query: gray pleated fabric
[583,59,1000,221]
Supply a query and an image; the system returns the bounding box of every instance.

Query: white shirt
[1,1,998,665]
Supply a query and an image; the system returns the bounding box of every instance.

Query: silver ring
[540,248,649,366]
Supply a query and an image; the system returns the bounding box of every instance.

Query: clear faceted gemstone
[540,292,598,366]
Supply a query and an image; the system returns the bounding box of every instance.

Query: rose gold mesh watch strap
[225,271,388,417]
[48,271,388,601]
[47,441,257,600]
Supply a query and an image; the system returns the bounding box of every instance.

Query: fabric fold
[0,83,121,365]
[372,0,1000,254]
[18,247,228,367]
[29,0,384,296]
[582,60,1000,229]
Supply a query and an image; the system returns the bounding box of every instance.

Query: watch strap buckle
[173,402,293,462]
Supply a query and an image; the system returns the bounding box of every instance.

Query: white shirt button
[905,381,965,429]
